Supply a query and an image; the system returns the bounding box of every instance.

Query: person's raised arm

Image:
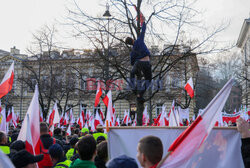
[138,22,146,41]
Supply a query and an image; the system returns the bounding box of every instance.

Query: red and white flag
[169,100,179,126]
[123,110,129,125]
[18,85,40,155]
[184,77,194,98]
[142,105,149,126]
[46,109,52,124]
[99,107,104,121]
[132,113,137,127]
[94,82,102,107]
[11,107,17,128]
[94,111,103,129]
[66,125,71,136]
[115,117,120,126]
[0,62,14,98]
[0,108,7,133]
[159,105,167,126]
[50,102,60,132]
[69,108,75,125]
[6,108,12,123]
[105,91,113,130]
[159,78,234,168]
[78,107,85,129]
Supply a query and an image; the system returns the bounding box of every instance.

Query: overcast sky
[0,0,249,54]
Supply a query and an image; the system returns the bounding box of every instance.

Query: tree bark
[136,100,144,126]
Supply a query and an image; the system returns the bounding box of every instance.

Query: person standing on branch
[125,13,152,103]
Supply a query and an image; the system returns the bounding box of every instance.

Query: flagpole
[156,151,172,168]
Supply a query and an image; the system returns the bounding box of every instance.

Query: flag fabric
[95,111,103,128]
[159,105,167,126]
[66,125,71,136]
[6,108,12,122]
[169,100,179,127]
[105,91,113,131]
[132,113,137,127]
[0,62,14,98]
[40,110,43,122]
[94,82,102,107]
[184,77,194,98]
[18,85,40,155]
[99,107,104,121]
[133,4,144,25]
[78,108,85,129]
[69,108,75,125]
[159,78,234,168]
[50,102,60,132]
[123,110,128,125]
[0,108,6,133]
[115,117,120,126]
[142,105,149,126]
[46,109,52,124]
[11,107,17,128]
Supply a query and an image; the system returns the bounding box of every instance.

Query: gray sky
[0,0,249,54]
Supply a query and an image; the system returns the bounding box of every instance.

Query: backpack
[38,138,56,168]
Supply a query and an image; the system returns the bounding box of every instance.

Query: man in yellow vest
[0,131,10,154]
[92,125,107,142]
[49,143,72,168]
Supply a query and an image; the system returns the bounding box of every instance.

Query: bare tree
[66,0,232,125]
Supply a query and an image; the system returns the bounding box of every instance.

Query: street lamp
[103,3,112,82]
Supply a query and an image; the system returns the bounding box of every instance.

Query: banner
[108,127,244,168]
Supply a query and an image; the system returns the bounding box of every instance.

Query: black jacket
[241,138,250,168]
[40,134,62,149]
[95,156,107,168]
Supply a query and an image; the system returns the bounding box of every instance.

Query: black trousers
[130,61,152,97]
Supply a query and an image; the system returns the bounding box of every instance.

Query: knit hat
[48,144,63,159]
[107,155,138,168]
[11,150,44,168]
[10,140,25,151]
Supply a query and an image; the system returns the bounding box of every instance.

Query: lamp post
[103,3,111,82]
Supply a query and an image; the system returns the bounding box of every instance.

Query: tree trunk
[136,100,144,126]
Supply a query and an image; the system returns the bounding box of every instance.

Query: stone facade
[0,46,198,121]
[237,18,250,108]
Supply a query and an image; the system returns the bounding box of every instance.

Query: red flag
[0,62,14,98]
[184,77,194,98]
[18,85,40,155]
[133,4,144,25]
[99,108,104,120]
[159,79,234,168]
[94,82,102,107]
[105,91,113,131]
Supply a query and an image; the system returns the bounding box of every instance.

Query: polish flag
[105,91,113,131]
[102,94,115,114]
[99,107,104,121]
[59,112,64,126]
[0,62,14,99]
[63,112,69,126]
[0,108,7,133]
[115,117,120,126]
[16,112,20,124]
[153,112,162,126]
[169,100,179,126]
[46,109,52,124]
[184,77,194,98]
[18,85,40,155]
[142,105,148,126]
[90,115,95,132]
[50,102,60,132]
[94,111,103,129]
[94,82,102,107]
[6,108,12,123]
[86,110,91,121]
[66,125,71,136]
[159,105,167,126]
[11,107,17,128]
[78,108,85,129]
[159,78,234,168]
[69,108,75,125]
[132,113,137,127]
[123,110,128,125]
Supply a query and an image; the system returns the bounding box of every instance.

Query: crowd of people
[0,117,249,168]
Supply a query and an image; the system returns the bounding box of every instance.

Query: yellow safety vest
[92,132,107,141]
[0,145,10,154]
[54,160,72,168]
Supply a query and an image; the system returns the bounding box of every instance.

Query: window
[156,104,163,116]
